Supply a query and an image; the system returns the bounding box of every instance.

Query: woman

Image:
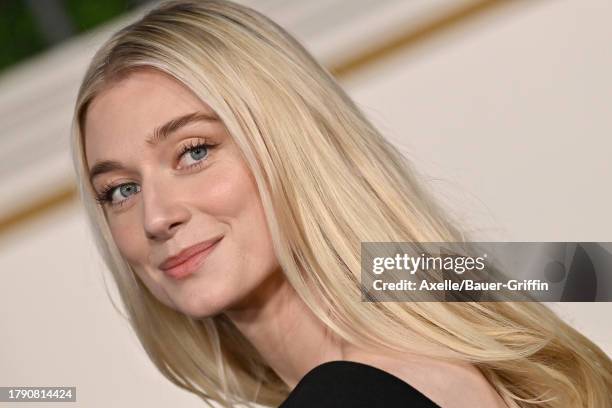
[70,1,612,407]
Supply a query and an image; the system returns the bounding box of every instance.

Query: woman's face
[84,69,281,318]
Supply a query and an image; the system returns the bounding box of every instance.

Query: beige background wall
[1,1,610,407]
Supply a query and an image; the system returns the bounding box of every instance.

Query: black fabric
[278,360,441,407]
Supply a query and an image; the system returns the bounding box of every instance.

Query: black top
[278,360,441,407]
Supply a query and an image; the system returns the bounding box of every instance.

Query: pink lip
[159,236,223,280]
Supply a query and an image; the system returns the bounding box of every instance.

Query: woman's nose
[141,180,191,241]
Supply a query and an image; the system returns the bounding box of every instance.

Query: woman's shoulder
[278,360,441,407]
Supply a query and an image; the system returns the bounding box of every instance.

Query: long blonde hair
[71,1,612,407]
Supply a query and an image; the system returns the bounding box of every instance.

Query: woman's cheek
[194,162,253,215]
[109,219,172,304]
[108,215,145,267]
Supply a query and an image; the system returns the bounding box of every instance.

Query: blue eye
[178,140,214,169]
[95,182,141,207]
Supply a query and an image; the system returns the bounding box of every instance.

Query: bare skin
[84,68,509,408]
[224,270,511,408]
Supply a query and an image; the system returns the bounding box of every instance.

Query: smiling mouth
[161,238,222,280]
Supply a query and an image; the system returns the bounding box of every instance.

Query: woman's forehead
[83,70,216,165]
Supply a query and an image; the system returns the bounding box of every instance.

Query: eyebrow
[88,111,218,183]
[146,111,218,146]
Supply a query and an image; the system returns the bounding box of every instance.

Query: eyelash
[94,139,216,208]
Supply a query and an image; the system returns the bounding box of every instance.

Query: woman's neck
[222,271,346,389]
